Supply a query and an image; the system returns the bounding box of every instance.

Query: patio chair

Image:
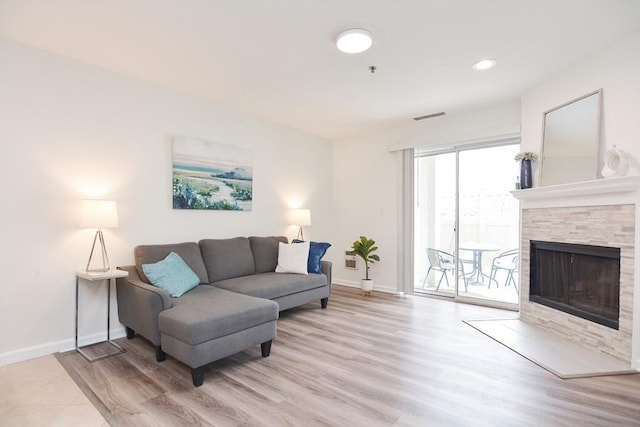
[423,248,468,292]
[489,249,519,293]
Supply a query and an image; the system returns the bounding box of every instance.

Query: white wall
[331,102,521,291]
[0,40,332,365]
[521,32,640,181]
[331,133,403,291]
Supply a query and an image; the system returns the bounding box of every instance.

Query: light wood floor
[56,285,640,427]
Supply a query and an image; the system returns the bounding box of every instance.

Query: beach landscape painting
[173,136,253,211]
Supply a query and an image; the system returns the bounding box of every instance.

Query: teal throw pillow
[142,252,200,297]
[293,240,331,274]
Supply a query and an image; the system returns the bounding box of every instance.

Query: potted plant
[514,152,538,189]
[351,236,380,295]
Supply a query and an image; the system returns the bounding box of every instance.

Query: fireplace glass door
[530,241,620,329]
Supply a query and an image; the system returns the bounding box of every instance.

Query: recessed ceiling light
[336,29,372,54]
[472,59,497,70]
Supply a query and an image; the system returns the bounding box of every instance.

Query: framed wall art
[172,136,253,211]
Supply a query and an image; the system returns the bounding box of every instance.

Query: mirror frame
[540,89,602,186]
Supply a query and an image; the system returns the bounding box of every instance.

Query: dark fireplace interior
[530,240,620,329]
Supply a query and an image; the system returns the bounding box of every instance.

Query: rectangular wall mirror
[540,89,602,186]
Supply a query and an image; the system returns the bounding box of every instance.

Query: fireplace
[512,177,638,365]
[529,240,620,329]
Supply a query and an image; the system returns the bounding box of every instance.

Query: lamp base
[86,229,111,273]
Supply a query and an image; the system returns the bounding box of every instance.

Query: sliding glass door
[414,143,520,307]
[414,152,458,297]
[457,145,520,305]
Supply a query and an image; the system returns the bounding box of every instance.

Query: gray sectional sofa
[116,236,332,386]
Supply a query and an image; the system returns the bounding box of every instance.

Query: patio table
[459,242,500,285]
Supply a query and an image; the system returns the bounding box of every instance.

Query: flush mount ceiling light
[472,59,497,70]
[336,29,372,53]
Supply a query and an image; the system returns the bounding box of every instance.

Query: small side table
[75,269,128,362]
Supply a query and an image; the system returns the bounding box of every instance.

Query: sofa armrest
[116,265,172,345]
[321,260,332,289]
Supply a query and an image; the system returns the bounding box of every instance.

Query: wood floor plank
[57,285,640,426]
[138,393,214,427]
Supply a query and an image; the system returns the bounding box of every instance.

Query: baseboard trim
[333,279,399,295]
[0,327,126,367]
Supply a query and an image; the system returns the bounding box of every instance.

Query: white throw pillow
[275,241,310,275]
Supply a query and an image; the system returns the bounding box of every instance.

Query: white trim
[390,131,521,153]
[0,327,126,367]
[511,176,640,209]
[333,279,400,295]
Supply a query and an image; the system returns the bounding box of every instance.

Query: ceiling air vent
[413,112,446,121]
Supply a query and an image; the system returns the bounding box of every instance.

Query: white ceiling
[1,1,639,140]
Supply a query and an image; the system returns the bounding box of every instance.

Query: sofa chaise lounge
[116,236,332,386]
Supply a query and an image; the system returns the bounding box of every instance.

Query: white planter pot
[361,279,374,292]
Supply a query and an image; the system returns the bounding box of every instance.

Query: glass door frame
[413,142,519,311]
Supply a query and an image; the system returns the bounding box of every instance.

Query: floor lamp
[80,199,119,272]
[288,208,311,241]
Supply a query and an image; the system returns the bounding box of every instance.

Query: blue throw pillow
[142,252,200,297]
[293,240,331,274]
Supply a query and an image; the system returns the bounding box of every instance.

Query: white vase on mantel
[602,146,630,178]
[361,279,374,295]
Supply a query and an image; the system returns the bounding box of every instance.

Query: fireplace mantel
[511,176,640,209]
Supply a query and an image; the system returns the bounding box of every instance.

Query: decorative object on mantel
[601,145,630,178]
[514,152,538,189]
[351,235,380,296]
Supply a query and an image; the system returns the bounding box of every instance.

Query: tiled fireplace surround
[513,176,640,368]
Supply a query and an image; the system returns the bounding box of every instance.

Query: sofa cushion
[211,272,327,300]
[135,242,209,284]
[158,286,278,346]
[275,241,309,275]
[142,252,200,297]
[293,240,332,274]
[249,235,288,273]
[199,237,255,282]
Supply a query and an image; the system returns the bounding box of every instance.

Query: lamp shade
[80,199,119,229]
[287,208,311,226]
